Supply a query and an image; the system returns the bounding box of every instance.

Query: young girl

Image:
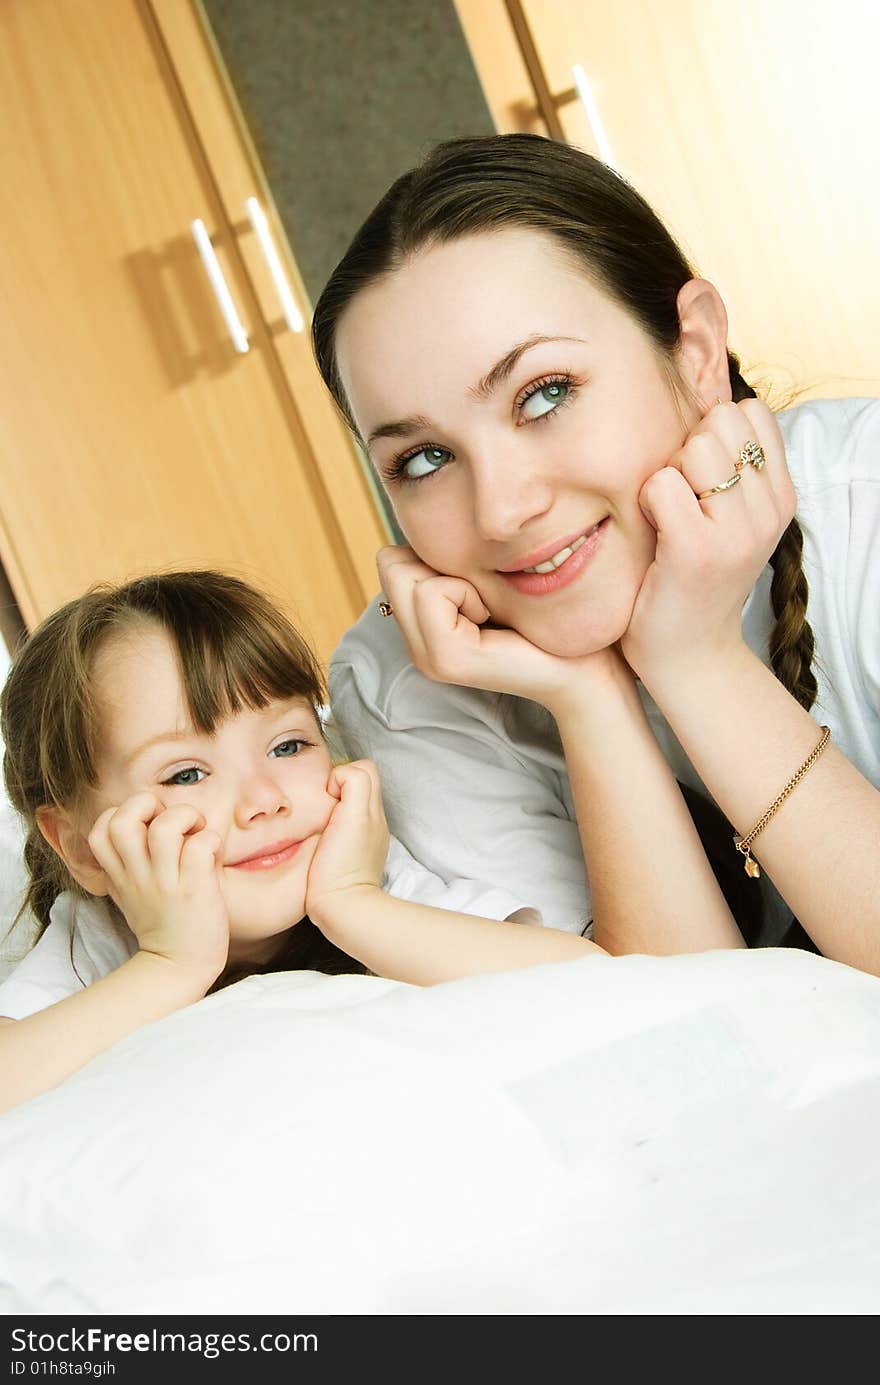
[0,569,742,1113]
[311,133,880,974]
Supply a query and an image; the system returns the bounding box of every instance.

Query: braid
[727,352,819,712]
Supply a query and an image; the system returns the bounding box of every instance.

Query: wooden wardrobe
[455,0,880,408]
[0,0,388,667]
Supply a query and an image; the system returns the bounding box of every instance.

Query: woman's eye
[163,766,205,787]
[270,738,305,759]
[400,445,451,481]
[520,380,571,421]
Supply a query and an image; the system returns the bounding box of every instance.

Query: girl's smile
[227,837,305,870]
[86,627,336,954]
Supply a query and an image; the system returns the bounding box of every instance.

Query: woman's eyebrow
[365,335,587,448]
[367,414,433,448]
[470,334,588,400]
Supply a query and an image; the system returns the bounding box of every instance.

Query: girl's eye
[396,445,452,483]
[163,766,205,787]
[270,738,306,758]
[519,378,572,422]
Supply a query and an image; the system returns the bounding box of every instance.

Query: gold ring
[696,471,742,500]
[378,601,394,618]
[739,440,766,471]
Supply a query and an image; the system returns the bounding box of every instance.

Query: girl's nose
[234,773,291,827]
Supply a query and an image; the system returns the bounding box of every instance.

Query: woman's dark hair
[1,570,364,982]
[312,133,817,714]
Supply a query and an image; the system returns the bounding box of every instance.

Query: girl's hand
[622,399,796,684]
[87,791,229,986]
[377,546,622,715]
[305,761,390,934]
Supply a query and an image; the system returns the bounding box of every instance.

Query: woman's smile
[498,517,610,595]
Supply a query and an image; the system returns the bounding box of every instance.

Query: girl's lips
[228,839,304,871]
[499,518,609,595]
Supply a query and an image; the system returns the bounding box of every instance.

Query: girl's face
[84,626,336,961]
[336,229,700,657]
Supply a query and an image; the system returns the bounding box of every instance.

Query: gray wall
[202,0,495,304]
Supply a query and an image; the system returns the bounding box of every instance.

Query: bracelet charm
[732,725,831,879]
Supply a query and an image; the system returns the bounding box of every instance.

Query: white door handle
[190,218,250,354]
[245,196,304,334]
[572,64,617,172]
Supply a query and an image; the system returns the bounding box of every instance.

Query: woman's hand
[87,791,229,987]
[305,760,390,937]
[376,546,624,715]
[622,399,796,685]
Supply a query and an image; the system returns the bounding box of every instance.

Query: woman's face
[336,229,700,657]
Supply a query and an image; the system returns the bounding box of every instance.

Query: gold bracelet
[733,725,831,878]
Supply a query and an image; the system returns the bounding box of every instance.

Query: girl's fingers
[86,805,128,881]
[179,828,222,891]
[147,803,207,893]
[330,759,380,810]
[93,791,163,885]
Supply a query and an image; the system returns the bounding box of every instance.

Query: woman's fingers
[377,544,490,680]
[668,399,793,560]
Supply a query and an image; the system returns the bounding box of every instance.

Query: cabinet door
[456,0,880,404]
[0,0,383,665]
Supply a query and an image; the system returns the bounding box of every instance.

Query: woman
[311,134,880,969]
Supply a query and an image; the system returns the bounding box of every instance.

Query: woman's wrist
[633,635,756,710]
[544,646,642,726]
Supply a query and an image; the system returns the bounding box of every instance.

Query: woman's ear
[675,278,731,407]
[35,806,110,897]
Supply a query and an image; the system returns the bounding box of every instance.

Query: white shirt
[328,397,880,937]
[0,836,537,1022]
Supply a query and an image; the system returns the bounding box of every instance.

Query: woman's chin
[515,613,628,660]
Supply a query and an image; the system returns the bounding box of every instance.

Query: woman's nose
[234,773,291,826]
[471,452,554,542]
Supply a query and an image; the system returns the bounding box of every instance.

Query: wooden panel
[457,0,880,404]
[149,0,390,594]
[0,0,373,665]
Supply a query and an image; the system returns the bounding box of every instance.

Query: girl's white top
[328,397,880,937]
[0,836,538,1021]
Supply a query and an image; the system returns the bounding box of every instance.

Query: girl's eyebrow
[125,729,197,769]
[366,335,588,447]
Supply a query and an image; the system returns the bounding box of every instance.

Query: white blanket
[2,947,880,1315]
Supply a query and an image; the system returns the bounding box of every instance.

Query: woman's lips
[499,518,609,596]
[228,839,304,871]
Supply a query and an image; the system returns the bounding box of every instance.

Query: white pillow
[2,947,880,1315]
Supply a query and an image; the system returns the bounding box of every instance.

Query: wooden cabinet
[455,0,880,406]
[0,0,388,666]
